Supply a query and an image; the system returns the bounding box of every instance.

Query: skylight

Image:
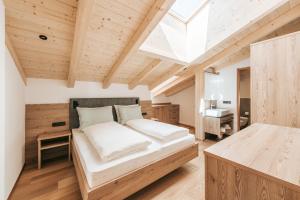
[169,0,207,23]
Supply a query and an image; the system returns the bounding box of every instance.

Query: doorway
[237,67,251,131]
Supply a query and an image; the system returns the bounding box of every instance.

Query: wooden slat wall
[251,31,300,127]
[25,104,69,167]
[140,100,153,119]
[25,101,153,167]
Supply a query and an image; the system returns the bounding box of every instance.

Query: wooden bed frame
[69,97,199,199]
[72,140,199,200]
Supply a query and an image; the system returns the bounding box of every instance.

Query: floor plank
[9,140,215,200]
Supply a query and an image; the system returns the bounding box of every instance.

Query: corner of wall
[4,46,26,199]
[0,0,5,199]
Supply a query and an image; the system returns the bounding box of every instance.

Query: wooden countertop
[204,123,300,189]
[37,130,71,141]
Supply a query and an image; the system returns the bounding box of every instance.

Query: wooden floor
[9,140,215,200]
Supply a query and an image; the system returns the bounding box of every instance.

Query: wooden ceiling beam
[149,64,185,90]
[164,77,195,97]
[128,59,161,90]
[67,0,96,87]
[102,0,176,89]
[152,69,195,97]
[5,34,27,85]
[154,0,300,95]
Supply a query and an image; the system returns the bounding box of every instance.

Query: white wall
[152,94,170,104]
[169,86,195,126]
[0,0,5,199]
[25,79,151,104]
[4,47,26,199]
[205,58,250,132]
[152,58,250,130]
[152,85,195,127]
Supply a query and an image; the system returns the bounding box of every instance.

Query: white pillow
[114,104,139,123]
[82,122,151,161]
[76,106,114,129]
[118,105,143,124]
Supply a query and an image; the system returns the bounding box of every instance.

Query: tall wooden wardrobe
[251,31,300,127]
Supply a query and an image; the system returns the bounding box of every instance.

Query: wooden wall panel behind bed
[25,101,153,167]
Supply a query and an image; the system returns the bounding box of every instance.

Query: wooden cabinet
[204,116,219,135]
[251,31,300,127]
[204,114,233,139]
[152,104,179,124]
[204,124,300,200]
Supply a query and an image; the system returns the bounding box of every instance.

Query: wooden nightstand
[37,130,71,169]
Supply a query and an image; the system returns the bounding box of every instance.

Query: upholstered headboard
[69,97,140,129]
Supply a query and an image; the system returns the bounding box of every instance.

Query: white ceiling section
[140,14,187,63]
[153,0,300,97]
[140,0,211,64]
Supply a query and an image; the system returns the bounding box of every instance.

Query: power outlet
[223,100,231,104]
[142,112,147,116]
[52,121,66,127]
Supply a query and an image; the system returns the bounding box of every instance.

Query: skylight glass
[169,0,207,23]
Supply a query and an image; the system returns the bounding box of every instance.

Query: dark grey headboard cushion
[69,97,140,129]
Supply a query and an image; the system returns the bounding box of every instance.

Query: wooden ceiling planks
[112,53,153,84]
[7,0,300,92]
[128,59,161,89]
[71,0,158,85]
[5,0,77,80]
[143,62,179,85]
[4,0,181,87]
[102,0,176,89]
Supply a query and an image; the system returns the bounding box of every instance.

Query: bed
[70,98,199,200]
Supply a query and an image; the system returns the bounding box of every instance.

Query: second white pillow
[117,105,143,124]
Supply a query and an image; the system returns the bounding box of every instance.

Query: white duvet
[82,121,151,161]
[126,119,189,142]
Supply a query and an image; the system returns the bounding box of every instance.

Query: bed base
[72,140,199,200]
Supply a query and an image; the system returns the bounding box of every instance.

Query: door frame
[237,67,250,131]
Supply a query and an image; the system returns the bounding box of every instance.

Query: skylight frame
[168,0,209,24]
